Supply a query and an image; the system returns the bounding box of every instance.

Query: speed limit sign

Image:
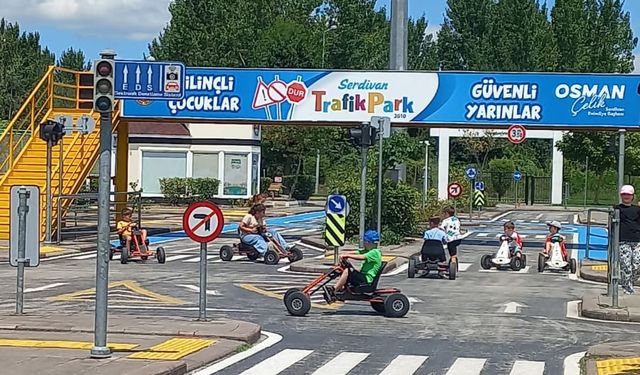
[507,125,526,144]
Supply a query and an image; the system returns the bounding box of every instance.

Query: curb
[581,294,640,322]
[0,322,261,344]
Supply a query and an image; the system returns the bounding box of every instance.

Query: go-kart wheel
[480,254,493,270]
[284,291,311,316]
[408,257,416,279]
[284,288,300,301]
[288,247,303,263]
[570,258,577,274]
[109,249,114,261]
[247,251,260,261]
[156,247,166,264]
[538,253,546,273]
[510,256,522,271]
[383,293,410,318]
[219,245,234,261]
[120,248,129,264]
[448,261,457,280]
[370,301,386,314]
[521,254,527,266]
[264,249,280,265]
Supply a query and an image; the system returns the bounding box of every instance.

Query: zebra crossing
[222,348,551,375]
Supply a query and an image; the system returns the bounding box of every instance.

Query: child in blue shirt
[422,217,448,262]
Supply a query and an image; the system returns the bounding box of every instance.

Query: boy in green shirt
[325,230,382,302]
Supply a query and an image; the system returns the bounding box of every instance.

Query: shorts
[348,270,368,286]
[447,240,461,257]
[421,241,446,262]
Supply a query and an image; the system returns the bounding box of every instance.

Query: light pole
[322,24,337,68]
[422,140,429,208]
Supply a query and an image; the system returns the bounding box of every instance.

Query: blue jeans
[241,230,289,255]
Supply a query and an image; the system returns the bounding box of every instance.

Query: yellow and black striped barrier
[325,213,346,247]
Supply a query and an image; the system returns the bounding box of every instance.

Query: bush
[260,177,273,193]
[486,158,515,201]
[283,175,315,200]
[159,177,220,204]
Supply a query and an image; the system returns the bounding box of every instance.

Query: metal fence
[54,191,142,243]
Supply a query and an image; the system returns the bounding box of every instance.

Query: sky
[1,0,638,72]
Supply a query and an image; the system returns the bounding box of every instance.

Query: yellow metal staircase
[0,66,120,240]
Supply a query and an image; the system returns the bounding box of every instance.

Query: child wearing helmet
[542,221,567,259]
[325,229,382,301]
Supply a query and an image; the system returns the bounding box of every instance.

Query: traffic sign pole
[15,188,29,314]
[199,242,207,321]
[469,179,474,219]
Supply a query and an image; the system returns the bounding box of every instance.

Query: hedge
[159,177,220,204]
[283,175,315,200]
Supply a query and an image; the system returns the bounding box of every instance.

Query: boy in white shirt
[440,206,461,261]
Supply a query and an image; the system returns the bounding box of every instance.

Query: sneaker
[622,286,635,295]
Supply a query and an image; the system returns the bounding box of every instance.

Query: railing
[0,66,56,177]
[585,208,612,260]
[584,207,621,308]
[55,191,142,243]
[0,66,95,180]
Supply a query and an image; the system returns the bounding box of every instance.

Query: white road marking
[479,266,530,274]
[165,254,194,262]
[563,352,585,375]
[311,352,369,375]
[535,213,543,220]
[71,253,97,260]
[24,283,67,293]
[176,284,222,296]
[379,355,428,375]
[490,211,514,222]
[382,263,408,277]
[535,235,547,239]
[445,357,486,375]
[184,255,218,263]
[509,360,545,375]
[109,305,250,312]
[189,331,282,375]
[516,220,525,223]
[457,263,473,271]
[239,349,313,375]
[477,233,489,237]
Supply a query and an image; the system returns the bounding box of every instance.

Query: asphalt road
[0,209,633,375]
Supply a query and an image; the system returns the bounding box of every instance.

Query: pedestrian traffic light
[348,123,379,148]
[93,59,114,113]
[39,120,65,145]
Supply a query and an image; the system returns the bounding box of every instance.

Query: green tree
[56,47,91,71]
[0,18,54,120]
[437,0,494,70]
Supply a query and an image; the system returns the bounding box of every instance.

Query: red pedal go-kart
[110,228,166,264]
[283,259,410,318]
[219,227,303,265]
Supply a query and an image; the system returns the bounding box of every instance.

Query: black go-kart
[219,227,303,265]
[283,259,410,318]
[408,239,458,280]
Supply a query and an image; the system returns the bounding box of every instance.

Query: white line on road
[184,255,217,263]
[490,211,515,222]
[509,360,545,375]
[477,233,489,237]
[177,284,222,295]
[188,331,282,375]
[24,283,67,293]
[535,213,543,220]
[457,263,473,271]
[379,355,428,375]
[71,253,97,260]
[165,254,194,262]
[563,352,585,375]
[212,255,247,263]
[382,263,408,277]
[239,349,313,375]
[445,357,486,375]
[311,352,369,375]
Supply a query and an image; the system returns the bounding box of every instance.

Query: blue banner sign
[121,68,640,128]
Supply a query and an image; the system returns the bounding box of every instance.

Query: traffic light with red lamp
[348,122,379,148]
[94,58,115,113]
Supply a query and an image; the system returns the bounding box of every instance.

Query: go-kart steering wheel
[500,235,513,242]
[340,257,354,269]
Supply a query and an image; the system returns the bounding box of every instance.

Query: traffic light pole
[44,140,53,243]
[359,143,367,249]
[91,110,112,359]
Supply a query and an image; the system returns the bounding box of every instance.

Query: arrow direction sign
[123,65,128,84]
[326,194,347,215]
[331,199,343,211]
[115,60,185,100]
[147,65,153,85]
[135,65,141,85]
[501,301,527,314]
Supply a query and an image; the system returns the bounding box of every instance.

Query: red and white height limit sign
[507,124,527,145]
[182,201,225,321]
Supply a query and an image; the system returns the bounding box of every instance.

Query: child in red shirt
[542,221,567,259]
[503,221,524,257]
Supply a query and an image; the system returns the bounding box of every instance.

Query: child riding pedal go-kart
[283,230,410,318]
[538,221,576,273]
[408,217,458,280]
[111,208,165,264]
[481,221,526,271]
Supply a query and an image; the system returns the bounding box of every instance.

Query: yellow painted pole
[115,120,129,222]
